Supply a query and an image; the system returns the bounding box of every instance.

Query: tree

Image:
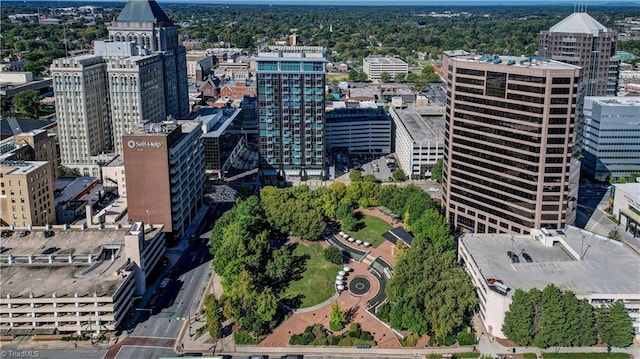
[57,165,79,177]
[502,289,536,345]
[533,284,565,348]
[349,170,362,182]
[597,300,634,348]
[431,158,444,182]
[379,71,391,83]
[204,294,222,339]
[410,209,454,251]
[12,90,41,118]
[392,169,406,182]
[329,302,346,331]
[324,246,342,265]
[394,72,407,82]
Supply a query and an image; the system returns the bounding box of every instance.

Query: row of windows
[451,172,538,205]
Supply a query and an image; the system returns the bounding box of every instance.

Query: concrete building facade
[123,121,204,238]
[51,0,189,171]
[0,223,165,335]
[581,97,640,181]
[51,55,112,175]
[363,56,409,80]
[255,46,327,182]
[443,52,581,235]
[389,106,445,180]
[325,107,392,157]
[612,183,640,238]
[458,226,640,340]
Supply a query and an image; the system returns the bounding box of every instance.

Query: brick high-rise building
[123,120,203,239]
[442,52,581,235]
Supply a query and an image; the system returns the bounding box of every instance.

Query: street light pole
[146,209,151,228]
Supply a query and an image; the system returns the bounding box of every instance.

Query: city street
[104,201,233,359]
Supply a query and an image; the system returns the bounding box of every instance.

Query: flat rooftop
[449,54,580,71]
[461,225,640,296]
[0,161,48,175]
[0,226,162,299]
[393,108,445,143]
[587,96,640,106]
[365,56,408,65]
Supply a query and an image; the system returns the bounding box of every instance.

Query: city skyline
[19,0,640,5]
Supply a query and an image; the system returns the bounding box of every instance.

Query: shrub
[329,320,345,331]
[301,331,315,345]
[330,335,340,345]
[324,246,343,265]
[359,330,373,341]
[233,331,259,345]
[457,328,478,346]
[376,302,391,322]
[403,333,420,347]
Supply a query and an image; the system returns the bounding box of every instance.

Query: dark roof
[116,0,172,24]
[1,118,55,138]
[382,227,414,247]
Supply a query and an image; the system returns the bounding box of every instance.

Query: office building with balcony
[442,52,581,235]
[123,120,204,239]
[0,223,165,335]
[581,97,640,181]
[458,226,640,340]
[255,46,327,182]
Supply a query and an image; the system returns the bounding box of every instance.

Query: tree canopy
[501,284,622,348]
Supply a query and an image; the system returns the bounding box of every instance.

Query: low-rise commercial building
[581,97,640,181]
[325,107,391,157]
[363,56,408,80]
[389,106,445,180]
[612,183,640,238]
[458,225,640,340]
[0,223,164,335]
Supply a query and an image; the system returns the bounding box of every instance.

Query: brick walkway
[260,229,403,349]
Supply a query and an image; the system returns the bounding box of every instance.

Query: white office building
[581,97,640,181]
[389,106,445,180]
[458,225,640,340]
[363,56,408,80]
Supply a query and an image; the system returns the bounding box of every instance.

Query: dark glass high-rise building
[255,46,327,182]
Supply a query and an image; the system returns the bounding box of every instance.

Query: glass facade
[256,47,327,181]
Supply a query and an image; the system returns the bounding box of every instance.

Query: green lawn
[284,243,342,308]
[344,215,393,247]
[542,354,631,359]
